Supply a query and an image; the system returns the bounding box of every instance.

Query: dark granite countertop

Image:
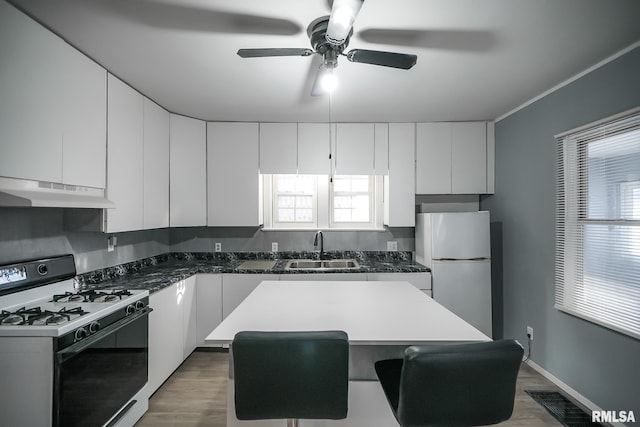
[75,251,429,294]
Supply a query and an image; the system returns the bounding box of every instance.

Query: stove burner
[51,289,133,303]
[29,306,89,326]
[0,307,43,326]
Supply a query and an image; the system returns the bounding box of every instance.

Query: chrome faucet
[313,230,324,260]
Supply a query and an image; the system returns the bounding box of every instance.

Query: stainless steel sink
[285,259,360,270]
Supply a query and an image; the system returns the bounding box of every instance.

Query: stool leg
[286,419,298,427]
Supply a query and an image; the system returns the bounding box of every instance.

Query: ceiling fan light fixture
[319,66,338,93]
[326,0,364,45]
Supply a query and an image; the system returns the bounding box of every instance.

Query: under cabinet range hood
[0,177,115,209]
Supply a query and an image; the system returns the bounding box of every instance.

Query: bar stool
[232,330,349,427]
[374,339,524,427]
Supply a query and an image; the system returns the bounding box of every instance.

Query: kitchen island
[206,280,489,427]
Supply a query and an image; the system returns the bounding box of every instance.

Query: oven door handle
[56,306,153,364]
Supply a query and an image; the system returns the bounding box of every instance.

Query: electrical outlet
[271,242,278,252]
[387,241,398,251]
[527,326,534,341]
[107,236,117,252]
[215,242,222,252]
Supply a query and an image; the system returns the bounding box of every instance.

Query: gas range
[0,287,149,338]
[0,254,152,427]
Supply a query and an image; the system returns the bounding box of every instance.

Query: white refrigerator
[415,211,492,337]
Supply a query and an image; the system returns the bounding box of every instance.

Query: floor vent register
[525,390,603,427]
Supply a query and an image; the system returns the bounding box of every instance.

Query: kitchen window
[262,174,383,230]
[555,108,640,340]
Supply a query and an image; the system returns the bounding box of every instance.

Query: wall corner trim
[495,40,640,123]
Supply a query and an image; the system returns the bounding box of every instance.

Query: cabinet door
[181,276,198,359]
[298,123,332,174]
[222,274,279,319]
[451,122,487,194]
[170,114,207,227]
[196,274,223,347]
[259,123,297,174]
[148,284,183,395]
[0,2,62,183]
[60,44,107,188]
[374,123,389,175]
[335,123,375,175]
[384,123,415,227]
[106,74,144,233]
[207,122,260,226]
[416,122,452,194]
[143,99,170,229]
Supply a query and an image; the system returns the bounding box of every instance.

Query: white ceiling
[7,0,640,123]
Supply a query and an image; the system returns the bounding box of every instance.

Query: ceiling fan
[237,0,417,96]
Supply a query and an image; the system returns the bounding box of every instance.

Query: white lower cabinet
[196,274,223,347]
[148,283,183,395]
[367,272,432,297]
[222,274,279,319]
[181,276,198,359]
[147,277,197,396]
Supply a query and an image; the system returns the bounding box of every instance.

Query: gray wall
[0,208,170,273]
[0,207,414,272]
[169,226,414,253]
[481,47,640,414]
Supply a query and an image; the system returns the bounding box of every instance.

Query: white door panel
[432,260,492,337]
[431,212,490,259]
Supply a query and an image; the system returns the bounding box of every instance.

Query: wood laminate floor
[136,350,562,427]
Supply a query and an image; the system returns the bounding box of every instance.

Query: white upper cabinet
[143,99,170,229]
[106,75,144,233]
[208,122,260,226]
[170,115,207,227]
[384,123,415,227]
[298,123,333,174]
[335,123,375,175]
[259,123,297,174]
[416,123,452,194]
[451,122,487,194]
[0,2,107,188]
[0,1,61,183]
[60,44,107,189]
[416,122,491,194]
[374,123,389,175]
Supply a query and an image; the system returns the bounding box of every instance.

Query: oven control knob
[75,327,88,341]
[37,264,48,275]
[125,304,136,315]
[89,321,100,334]
[135,300,145,310]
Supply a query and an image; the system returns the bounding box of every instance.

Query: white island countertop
[205,280,489,346]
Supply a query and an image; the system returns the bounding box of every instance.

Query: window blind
[555,107,640,340]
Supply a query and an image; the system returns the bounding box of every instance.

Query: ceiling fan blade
[108,0,301,35]
[237,48,315,58]
[346,49,417,70]
[357,29,496,52]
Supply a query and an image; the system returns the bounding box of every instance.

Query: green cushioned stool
[375,339,523,427]
[232,330,349,427]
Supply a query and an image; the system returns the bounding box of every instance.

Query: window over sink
[262,174,383,230]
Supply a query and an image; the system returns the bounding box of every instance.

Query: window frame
[262,174,384,231]
[555,107,640,340]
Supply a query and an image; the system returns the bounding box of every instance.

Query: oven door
[54,307,151,427]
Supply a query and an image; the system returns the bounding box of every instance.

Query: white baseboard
[524,360,625,427]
